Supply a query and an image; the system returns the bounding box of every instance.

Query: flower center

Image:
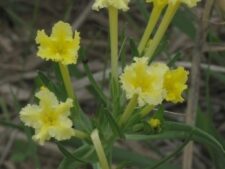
[132,73,155,93]
[42,112,58,126]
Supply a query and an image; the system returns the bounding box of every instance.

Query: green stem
[91,129,110,169]
[138,5,165,55]
[59,63,79,111]
[108,6,119,81]
[139,104,154,117]
[74,129,88,140]
[119,95,138,126]
[144,2,180,59]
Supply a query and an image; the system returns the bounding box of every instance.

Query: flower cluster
[16,0,204,167]
[120,57,189,107]
[36,21,80,65]
[19,0,198,151]
[20,87,74,145]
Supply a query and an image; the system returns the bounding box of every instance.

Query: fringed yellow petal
[163,67,189,103]
[20,104,41,128]
[51,21,72,39]
[35,86,58,109]
[55,98,73,116]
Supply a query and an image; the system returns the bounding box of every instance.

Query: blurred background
[0,0,225,169]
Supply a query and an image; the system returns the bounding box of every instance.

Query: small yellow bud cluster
[148,118,161,129]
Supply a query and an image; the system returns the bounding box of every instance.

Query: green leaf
[145,130,193,169]
[11,140,30,162]
[56,142,87,163]
[83,62,109,106]
[0,120,23,131]
[58,144,96,169]
[126,121,225,155]
[129,38,140,57]
[119,32,128,69]
[165,121,225,154]
[110,76,121,116]
[36,71,67,100]
[196,109,225,169]
[153,105,164,123]
[104,108,125,139]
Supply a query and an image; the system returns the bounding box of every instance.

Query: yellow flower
[169,0,201,7]
[20,87,75,145]
[92,0,130,11]
[120,57,168,106]
[163,67,189,103]
[36,21,80,65]
[148,118,161,129]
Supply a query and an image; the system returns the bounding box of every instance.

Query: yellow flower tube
[119,94,138,126]
[92,0,130,82]
[108,6,119,81]
[138,0,168,54]
[144,0,201,59]
[144,2,180,59]
[138,7,164,54]
[91,129,110,169]
[139,104,154,117]
[59,64,80,112]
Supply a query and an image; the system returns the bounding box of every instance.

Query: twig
[176,61,225,73]
[72,0,94,29]
[182,1,215,169]
[204,43,225,52]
